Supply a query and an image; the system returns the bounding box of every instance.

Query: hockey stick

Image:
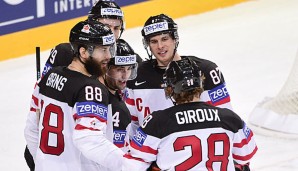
[36,46,41,80]
[35,47,41,123]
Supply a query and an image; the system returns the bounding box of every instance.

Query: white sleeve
[232,122,258,164]
[24,85,40,161]
[73,117,124,171]
[124,88,139,135]
[127,121,139,141]
[122,156,150,171]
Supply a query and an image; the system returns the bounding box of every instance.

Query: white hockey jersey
[125,56,233,130]
[123,102,258,171]
[24,66,123,171]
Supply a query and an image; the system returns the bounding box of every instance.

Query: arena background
[1,0,298,170]
[0,0,247,61]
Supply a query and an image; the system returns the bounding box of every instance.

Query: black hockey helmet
[109,39,137,66]
[141,14,179,60]
[163,58,202,94]
[141,14,178,45]
[107,39,138,80]
[88,0,124,35]
[69,20,115,55]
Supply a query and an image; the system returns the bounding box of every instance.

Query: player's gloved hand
[146,161,161,171]
[235,162,250,171]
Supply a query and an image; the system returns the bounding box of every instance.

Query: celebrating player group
[24,1,257,171]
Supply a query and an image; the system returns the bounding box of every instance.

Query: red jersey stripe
[234,132,254,148]
[30,107,36,112]
[73,114,107,123]
[124,154,146,163]
[32,95,38,106]
[126,98,135,106]
[206,96,231,107]
[131,115,138,121]
[75,124,101,131]
[233,146,258,161]
[131,141,158,155]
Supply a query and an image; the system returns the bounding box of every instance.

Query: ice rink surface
[1,0,298,170]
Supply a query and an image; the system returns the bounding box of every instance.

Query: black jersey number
[40,103,64,156]
[173,133,230,171]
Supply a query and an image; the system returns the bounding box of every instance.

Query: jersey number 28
[173,133,230,171]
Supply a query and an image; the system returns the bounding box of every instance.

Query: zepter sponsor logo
[42,63,52,76]
[76,101,108,121]
[113,130,126,145]
[143,21,169,35]
[115,55,136,65]
[132,127,147,147]
[208,84,229,103]
[102,34,115,45]
[242,122,251,139]
[101,8,123,17]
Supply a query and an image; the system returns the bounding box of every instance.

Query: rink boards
[0,0,247,61]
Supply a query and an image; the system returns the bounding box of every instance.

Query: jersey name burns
[46,72,67,91]
[176,109,220,124]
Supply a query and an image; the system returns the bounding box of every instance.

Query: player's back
[42,43,73,76]
[135,102,256,171]
[36,66,109,171]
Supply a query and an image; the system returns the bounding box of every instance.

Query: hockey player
[125,13,233,134]
[24,1,142,169]
[123,58,258,171]
[24,20,124,171]
[42,0,142,77]
[104,39,138,152]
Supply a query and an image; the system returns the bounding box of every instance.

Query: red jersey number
[173,133,230,171]
[40,103,64,156]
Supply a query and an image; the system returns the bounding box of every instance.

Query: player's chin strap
[77,45,95,65]
[77,55,86,65]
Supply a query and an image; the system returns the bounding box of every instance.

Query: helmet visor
[106,63,138,81]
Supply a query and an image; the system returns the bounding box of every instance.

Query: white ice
[1,0,298,170]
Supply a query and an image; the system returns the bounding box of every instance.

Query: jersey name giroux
[175,109,220,124]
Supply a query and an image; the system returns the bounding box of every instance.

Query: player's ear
[79,47,88,60]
